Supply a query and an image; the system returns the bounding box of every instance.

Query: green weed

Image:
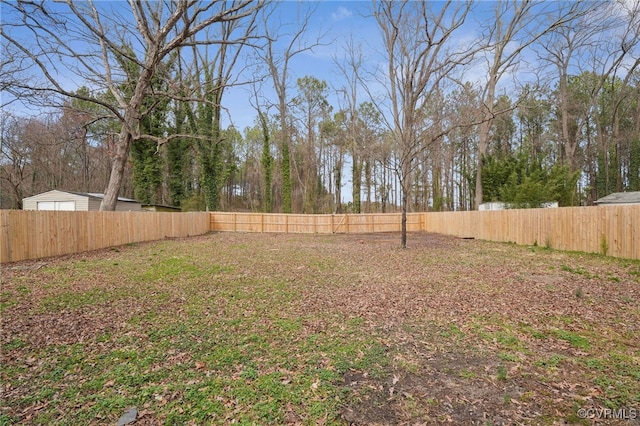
[600,235,609,256]
[40,287,134,312]
[498,352,520,362]
[459,369,477,379]
[497,365,508,381]
[551,329,591,349]
[535,354,566,369]
[561,265,593,278]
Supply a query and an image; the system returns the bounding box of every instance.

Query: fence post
[0,211,10,263]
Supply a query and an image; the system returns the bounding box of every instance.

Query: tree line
[2,1,639,243]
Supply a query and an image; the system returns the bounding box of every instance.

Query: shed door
[57,201,75,210]
[37,201,76,211]
[37,201,55,210]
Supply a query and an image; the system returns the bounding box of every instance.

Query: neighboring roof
[24,189,140,204]
[594,191,640,204]
[142,204,182,212]
[82,192,140,203]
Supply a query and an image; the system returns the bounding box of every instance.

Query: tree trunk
[101,128,132,210]
[281,139,292,213]
[260,113,273,213]
[352,157,362,213]
[401,184,408,249]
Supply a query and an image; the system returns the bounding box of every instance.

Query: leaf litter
[1,232,638,425]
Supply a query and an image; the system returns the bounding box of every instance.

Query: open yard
[1,232,639,425]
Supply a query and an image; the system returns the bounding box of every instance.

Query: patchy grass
[1,232,639,425]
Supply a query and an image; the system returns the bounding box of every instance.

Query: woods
[2,0,639,217]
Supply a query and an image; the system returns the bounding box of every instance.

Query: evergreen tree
[481,146,579,208]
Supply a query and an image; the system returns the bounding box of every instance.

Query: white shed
[22,190,142,211]
[478,201,558,210]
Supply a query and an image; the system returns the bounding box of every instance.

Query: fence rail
[0,210,210,263]
[2,205,638,263]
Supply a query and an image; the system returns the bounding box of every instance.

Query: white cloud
[331,6,352,22]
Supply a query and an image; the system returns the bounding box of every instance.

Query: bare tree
[184,5,260,211]
[473,0,588,209]
[334,38,371,213]
[1,0,262,210]
[540,0,639,200]
[372,0,473,248]
[254,3,326,213]
[0,112,29,209]
[538,2,607,173]
[590,1,640,193]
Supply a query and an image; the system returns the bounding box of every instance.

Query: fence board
[0,210,210,263]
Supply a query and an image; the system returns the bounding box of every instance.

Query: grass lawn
[1,232,639,425]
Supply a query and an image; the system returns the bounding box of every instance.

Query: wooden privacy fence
[0,210,210,263]
[423,205,639,260]
[211,206,640,260]
[2,206,638,263]
[209,212,424,234]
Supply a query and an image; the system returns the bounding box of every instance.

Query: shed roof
[594,191,640,204]
[24,190,140,204]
